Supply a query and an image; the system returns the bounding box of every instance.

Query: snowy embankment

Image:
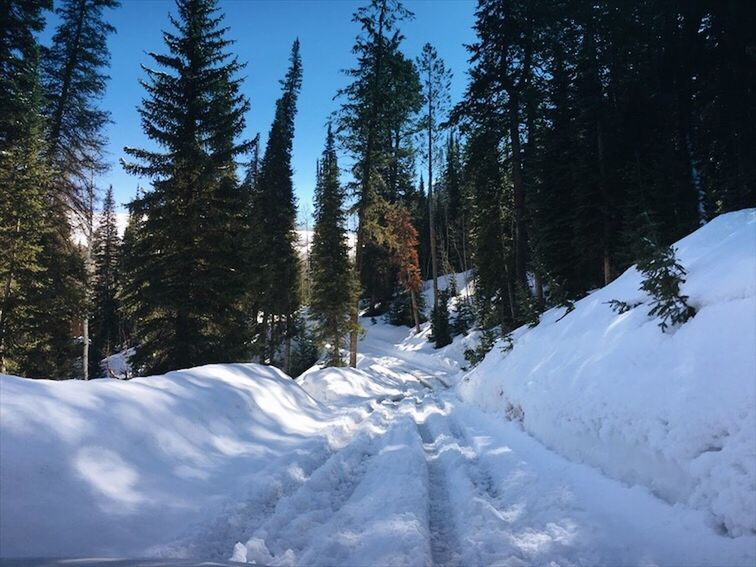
[458,209,756,537]
[0,364,356,558]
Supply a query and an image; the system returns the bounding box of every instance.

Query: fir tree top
[123,0,252,179]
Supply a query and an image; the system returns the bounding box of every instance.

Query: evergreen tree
[0,0,53,375]
[89,186,121,377]
[416,42,451,311]
[458,0,539,291]
[382,204,423,333]
[465,129,512,329]
[637,242,696,333]
[115,192,145,367]
[42,0,119,212]
[122,0,252,375]
[438,131,467,274]
[250,39,303,373]
[19,218,86,378]
[310,126,357,367]
[430,288,451,348]
[336,0,418,366]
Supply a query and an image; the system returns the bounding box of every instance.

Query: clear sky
[42,0,477,220]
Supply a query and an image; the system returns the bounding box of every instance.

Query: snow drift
[0,364,343,557]
[458,209,756,537]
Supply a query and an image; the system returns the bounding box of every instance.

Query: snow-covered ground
[459,208,756,538]
[0,364,359,558]
[1,210,754,565]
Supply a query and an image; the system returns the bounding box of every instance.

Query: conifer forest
[2,0,752,380]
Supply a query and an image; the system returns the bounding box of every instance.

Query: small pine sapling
[606,299,643,314]
[464,325,500,367]
[637,242,696,332]
[452,297,474,336]
[515,282,541,328]
[430,289,452,348]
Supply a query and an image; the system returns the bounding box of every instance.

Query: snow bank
[458,209,756,537]
[298,365,409,405]
[299,318,460,406]
[0,364,340,557]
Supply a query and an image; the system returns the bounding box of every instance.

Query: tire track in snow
[445,412,500,503]
[417,395,530,567]
[232,409,399,564]
[156,400,392,560]
[416,398,463,567]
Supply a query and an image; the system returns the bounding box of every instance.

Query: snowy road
[226,325,752,566]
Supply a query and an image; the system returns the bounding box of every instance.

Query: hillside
[458,209,756,537]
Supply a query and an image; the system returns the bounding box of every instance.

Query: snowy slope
[458,209,756,537]
[0,364,355,558]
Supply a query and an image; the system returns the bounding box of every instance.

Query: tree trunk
[349,221,366,367]
[349,4,388,368]
[428,76,439,310]
[509,96,527,289]
[260,311,269,364]
[0,218,21,374]
[283,327,291,376]
[410,289,420,333]
[82,182,95,380]
[332,332,341,366]
[596,120,613,285]
[534,271,544,307]
[82,317,89,380]
[348,302,359,367]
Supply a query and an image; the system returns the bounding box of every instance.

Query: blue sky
[42,0,477,220]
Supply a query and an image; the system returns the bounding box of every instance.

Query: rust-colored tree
[381,204,423,333]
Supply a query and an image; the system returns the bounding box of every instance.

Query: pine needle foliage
[249,39,303,370]
[310,126,358,367]
[89,186,121,376]
[42,0,119,213]
[430,288,452,348]
[637,241,696,332]
[122,0,253,375]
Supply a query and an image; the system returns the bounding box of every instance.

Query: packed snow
[1,209,754,565]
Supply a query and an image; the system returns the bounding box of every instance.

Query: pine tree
[459,0,538,291]
[42,0,119,212]
[465,128,513,329]
[122,0,252,375]
[116,193,145,368]
[28,0,118,378]
[309,126,356,366]
[250,39,303,373]
[382,204,422,333]
[19,217,86,378]
[637,241,696,333]
[417,42,451,311]
[438,131,467,274]
[0,0,53,375]
[336,0,418,366]
[89,186,121,377]
[430,289,451,348]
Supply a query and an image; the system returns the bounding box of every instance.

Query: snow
[0,364,356,558]
[99,347,135,378]
[458,208,756,537]
[2,209,754,565]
